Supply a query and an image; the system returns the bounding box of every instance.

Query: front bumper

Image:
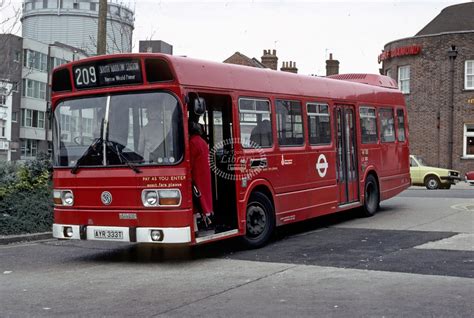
[440,176,462,184]
[53,224,192,244]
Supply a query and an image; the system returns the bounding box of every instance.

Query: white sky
[132,0,468,75]
[1,0,470,75]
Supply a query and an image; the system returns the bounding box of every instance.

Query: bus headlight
[62,191,74,206]
[158,189,181,206]
[53,189,74,206]
[141,189,181,207]
[142,190,158,207]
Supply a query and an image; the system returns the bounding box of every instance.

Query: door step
[338,201,361,209]
[195,229,239,244]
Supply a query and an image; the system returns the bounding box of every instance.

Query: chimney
[326,53,339,76]
[280,61,298,74]
[261,49,278,70]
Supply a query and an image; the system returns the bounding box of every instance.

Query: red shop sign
[378,45,421,63]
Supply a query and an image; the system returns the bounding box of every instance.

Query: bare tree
[0,0,21,36]
[88,12,134,55]
[0,0,22,97]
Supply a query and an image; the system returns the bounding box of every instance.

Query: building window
[386,69,392,78]
[21,139,38,158]
[21,109,45,128]
[466,60,474,90]
[12,112,18,122]
[14,51,21,62]
[0,88,6,106]
[22,79,47,100]
[24,49,48,72]
[463,124,474,158]
[398,65,410,94]
[238,98,272,148]
[0,120,5,138]
[307,102,331,145]
[276,100,304,146]
[360,107,378,144]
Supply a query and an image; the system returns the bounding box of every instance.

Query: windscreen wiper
[105,141,142,174]
[70,137,103,174]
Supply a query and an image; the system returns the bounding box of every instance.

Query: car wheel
[241,192,275,249]
[425,176,440,190]
[360,174,380,217]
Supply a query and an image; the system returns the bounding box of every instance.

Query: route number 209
[75,66,97,87]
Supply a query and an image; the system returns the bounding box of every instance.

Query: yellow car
[409,155,461,189]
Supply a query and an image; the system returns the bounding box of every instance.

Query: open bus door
[335,104,359,205]
[188,92,238,241]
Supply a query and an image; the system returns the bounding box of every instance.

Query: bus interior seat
[250,119,272,147]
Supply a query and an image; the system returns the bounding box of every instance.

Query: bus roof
[53,53,405,106]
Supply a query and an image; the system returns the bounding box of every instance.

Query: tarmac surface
[1,184,473,317]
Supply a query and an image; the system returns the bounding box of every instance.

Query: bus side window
[238,98,272,148]
[360,106,378,144]
[307,102,331,145]
[379,108,396,143]
[396,108,406,142]
[276,100,304,146]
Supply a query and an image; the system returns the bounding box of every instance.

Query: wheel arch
[242,178,276,209]
[423,173,441,184]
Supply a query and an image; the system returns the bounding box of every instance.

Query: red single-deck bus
[51,54,410,248]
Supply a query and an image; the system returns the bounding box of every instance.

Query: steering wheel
[73,136,84,145]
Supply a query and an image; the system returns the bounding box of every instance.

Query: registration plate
[94,229,123,240]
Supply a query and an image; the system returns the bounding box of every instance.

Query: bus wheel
[361,174,379,217]
[425,176,440,190]
[241,192,275,249]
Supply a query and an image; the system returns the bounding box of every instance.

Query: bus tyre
[361,174,379,217]
[241,192,275,249]
[425,176,440,190]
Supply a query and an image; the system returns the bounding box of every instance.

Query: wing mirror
[193,97,206,116]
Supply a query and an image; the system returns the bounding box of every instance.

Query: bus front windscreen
[53,91,184,168]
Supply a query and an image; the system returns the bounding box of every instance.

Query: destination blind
[73,59,143,89]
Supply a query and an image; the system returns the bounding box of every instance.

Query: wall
[382,32,474,174]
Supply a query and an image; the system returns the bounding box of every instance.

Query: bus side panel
[272,148,338,225]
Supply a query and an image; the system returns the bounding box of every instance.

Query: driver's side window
[410,157,418,167]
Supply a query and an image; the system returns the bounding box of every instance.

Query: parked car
[409,155,461,189]
[465,171,474,185]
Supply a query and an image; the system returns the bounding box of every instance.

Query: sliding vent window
[379,108,396,143]
[360,107,378,144]
[307,103,331,145]
[239,98,272,148]
[396,109,406,142]
[276,100,304,146]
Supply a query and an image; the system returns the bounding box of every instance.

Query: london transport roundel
[316,154,328,178]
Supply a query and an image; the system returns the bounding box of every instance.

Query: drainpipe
[447,45,457,169]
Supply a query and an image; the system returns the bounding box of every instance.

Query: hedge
[0,153,53,235]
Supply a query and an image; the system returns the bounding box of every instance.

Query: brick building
[380,2,474,175]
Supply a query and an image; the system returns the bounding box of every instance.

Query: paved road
[1,186,473,317]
